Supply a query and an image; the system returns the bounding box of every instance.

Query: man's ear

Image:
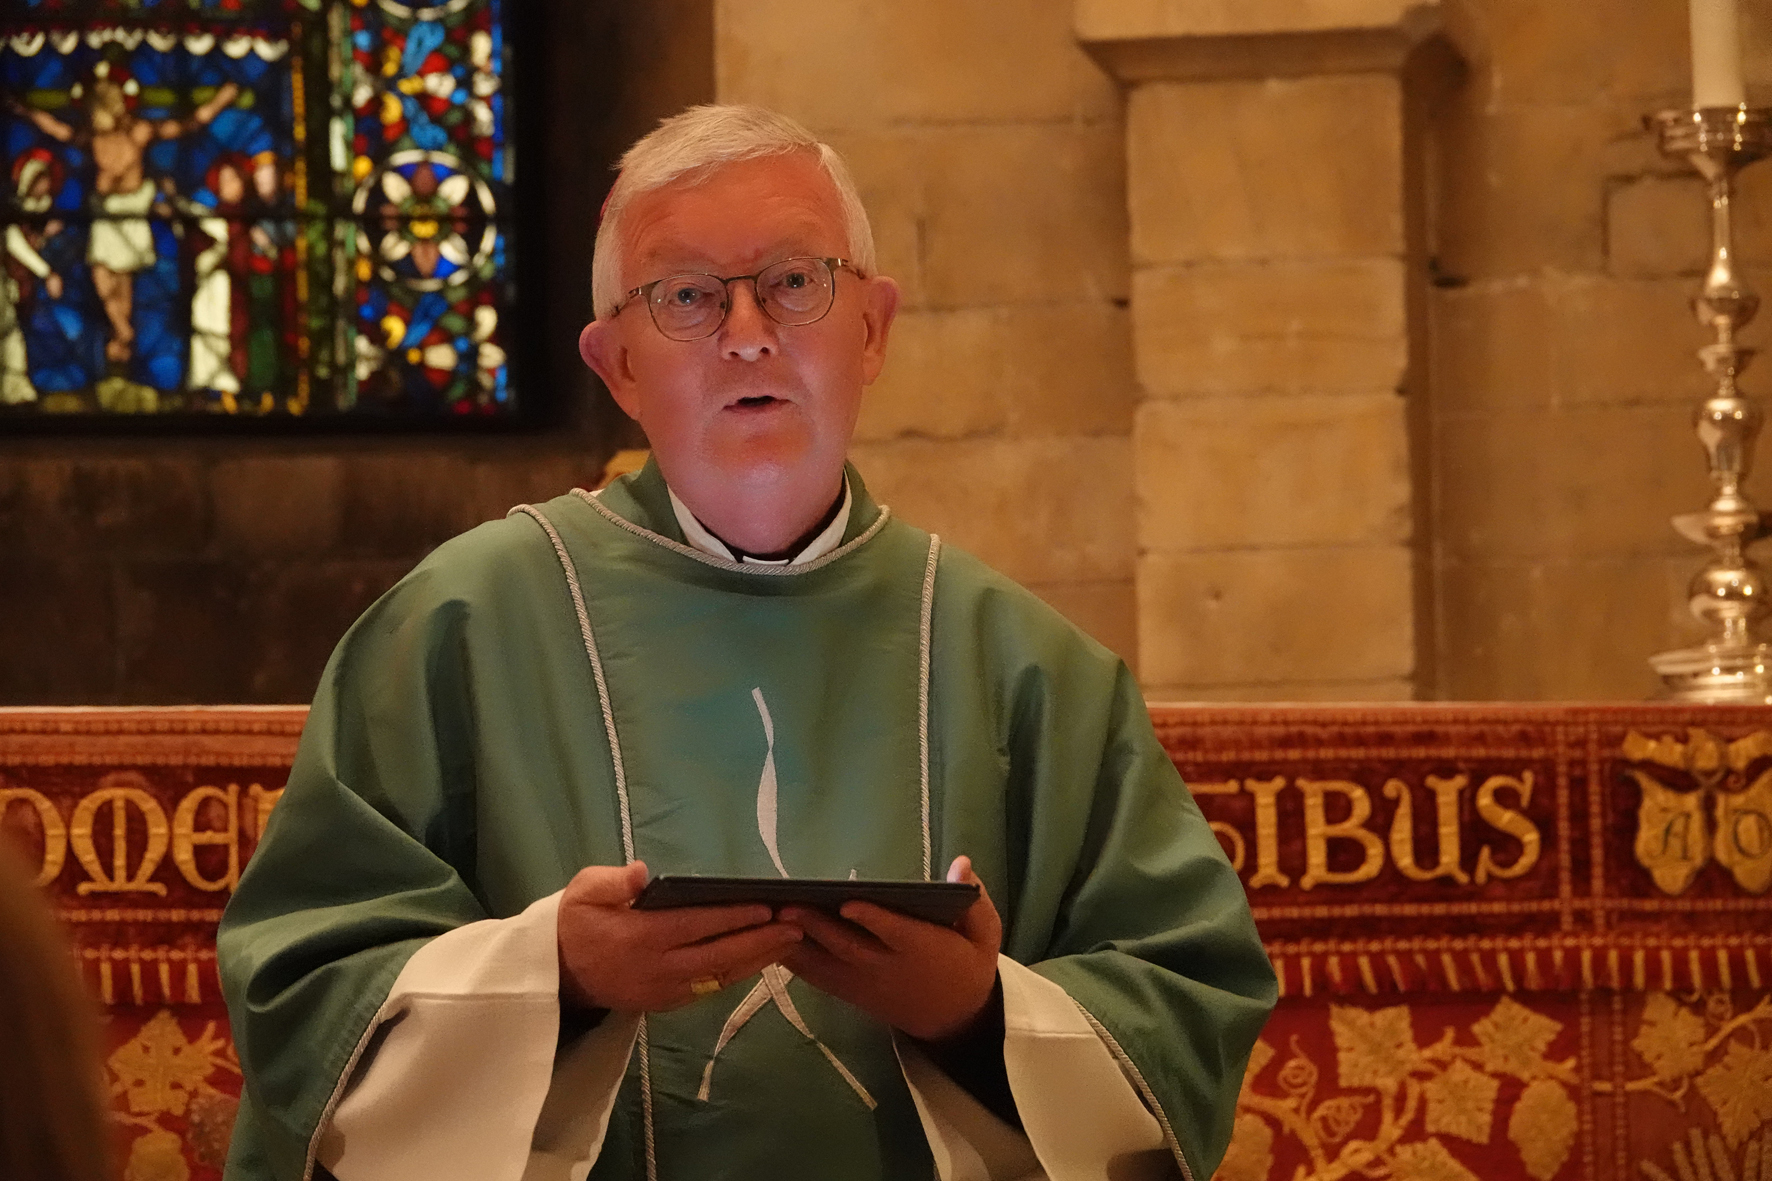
[858,275,900,387]
[579,319,641,421]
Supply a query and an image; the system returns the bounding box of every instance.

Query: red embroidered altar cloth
[3,703,1770,1181]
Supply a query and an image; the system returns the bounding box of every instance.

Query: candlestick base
[1650,642,1772,703]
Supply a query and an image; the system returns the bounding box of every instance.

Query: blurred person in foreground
[219,104,1274,1181]
[0,843,111,1181]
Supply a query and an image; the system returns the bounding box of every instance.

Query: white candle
[1691,0,1747,108]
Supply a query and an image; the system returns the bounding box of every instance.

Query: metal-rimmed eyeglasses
[611,256,864,342]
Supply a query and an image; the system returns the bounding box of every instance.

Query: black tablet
[632,875,980,927]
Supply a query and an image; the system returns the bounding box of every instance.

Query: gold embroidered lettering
[1713,769,1772,894]
[70,773,170,897]
[1299,779,1384,889]
[172,785,240,892]
[1189,780,1246,872]
[1242,776,1291,888]
[1385,775,1471,884]
[1475,772,1543,885]
[0,786,69,887]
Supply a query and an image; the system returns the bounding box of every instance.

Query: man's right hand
[557,861,802,1012]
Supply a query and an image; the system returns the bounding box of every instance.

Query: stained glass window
[0,0,517,420]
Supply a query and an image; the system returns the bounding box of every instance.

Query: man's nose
[719,280,776,361]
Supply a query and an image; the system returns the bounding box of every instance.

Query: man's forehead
[622,154,847,276]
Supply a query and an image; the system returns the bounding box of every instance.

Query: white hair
[591,104,876,319]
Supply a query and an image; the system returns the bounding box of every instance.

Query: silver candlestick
[1648,106,1772,702]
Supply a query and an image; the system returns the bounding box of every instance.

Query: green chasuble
[218,460,1275,1181]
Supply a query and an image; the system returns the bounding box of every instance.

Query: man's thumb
[572,860,649,905]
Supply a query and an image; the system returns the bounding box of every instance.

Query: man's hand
[780,855,1002,1042]
[557,861,803,1012]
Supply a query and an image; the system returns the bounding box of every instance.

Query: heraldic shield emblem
[1625,728,1772,895]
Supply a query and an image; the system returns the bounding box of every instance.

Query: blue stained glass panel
[0,0,516,420]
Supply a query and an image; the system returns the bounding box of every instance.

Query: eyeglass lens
[648,258,836,341]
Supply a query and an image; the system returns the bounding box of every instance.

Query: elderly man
[219,105,1273,1181]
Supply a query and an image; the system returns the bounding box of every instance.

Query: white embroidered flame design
[697,689,876,1109]
[752,688,790,879]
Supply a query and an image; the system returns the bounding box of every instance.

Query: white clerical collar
[668,476,853,566]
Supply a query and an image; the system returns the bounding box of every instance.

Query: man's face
[579,153,898,508]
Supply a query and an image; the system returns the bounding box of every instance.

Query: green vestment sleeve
[217,520,579,1181]
[931,549,1277,1178]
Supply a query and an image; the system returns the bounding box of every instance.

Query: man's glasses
[613,257,863,342]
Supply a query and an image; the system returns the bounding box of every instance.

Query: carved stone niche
[1075,0,1463,703]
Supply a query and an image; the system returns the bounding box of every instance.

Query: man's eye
[665,283,709,306]
[781,271,809,289]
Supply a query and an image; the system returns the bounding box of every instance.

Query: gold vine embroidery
[107,1010,242,1181]
[1222,997,1578,1181]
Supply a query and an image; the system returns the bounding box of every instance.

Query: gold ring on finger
[690,975,722,997]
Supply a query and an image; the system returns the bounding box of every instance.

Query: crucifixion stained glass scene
[0,0,514,419]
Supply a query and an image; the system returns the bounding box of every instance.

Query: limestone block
[1433,404,1710,562]
[823,125,1129,312]
[1430,282,1555,414]
[917,124,1129,309]
[858,303,1134,443]
[1436,556,1697,700]
[848,435,1134,585]
[1550,277,1720,407]
[816,130,930,309]
[1134,258,1406,398]
[1136,545,1415,685]
[718,0,1115,127]
[1606,174,1708,279]
[212,455,344,558]
[1027,578,1138,668]
[1002,303,1137,438]
[1128,75,1402,265]
[869,0,1117,123]
[1460,0,1688,107]
[1141,677,1415,702]
[1745,162,1772,267]
[1434,102,1616,281]
[1136,393,1411,551]
[1075,0,1422,41]
[713,0,886,132]
[1434,276,1727,414]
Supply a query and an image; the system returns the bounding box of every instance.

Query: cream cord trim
[509,502,656,1181]
[1069,1001,1193,1181]
[570,485,892,576]
[302,995,386,1181]
[509,504,636,865]
[918,535,940,881]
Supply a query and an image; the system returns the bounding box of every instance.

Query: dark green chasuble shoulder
[218,461,1275,1181]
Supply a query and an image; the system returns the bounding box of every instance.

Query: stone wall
[1429,0,1772,699]
[1078,0,1772,702]
[8,1,1772,706]
[713,0,1141,667]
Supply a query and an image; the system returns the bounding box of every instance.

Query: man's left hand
[780,855,1002,1042]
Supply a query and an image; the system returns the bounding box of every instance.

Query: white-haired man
[219,105,1273,1181]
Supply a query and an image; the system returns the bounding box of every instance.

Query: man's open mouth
[731,395,781,409]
